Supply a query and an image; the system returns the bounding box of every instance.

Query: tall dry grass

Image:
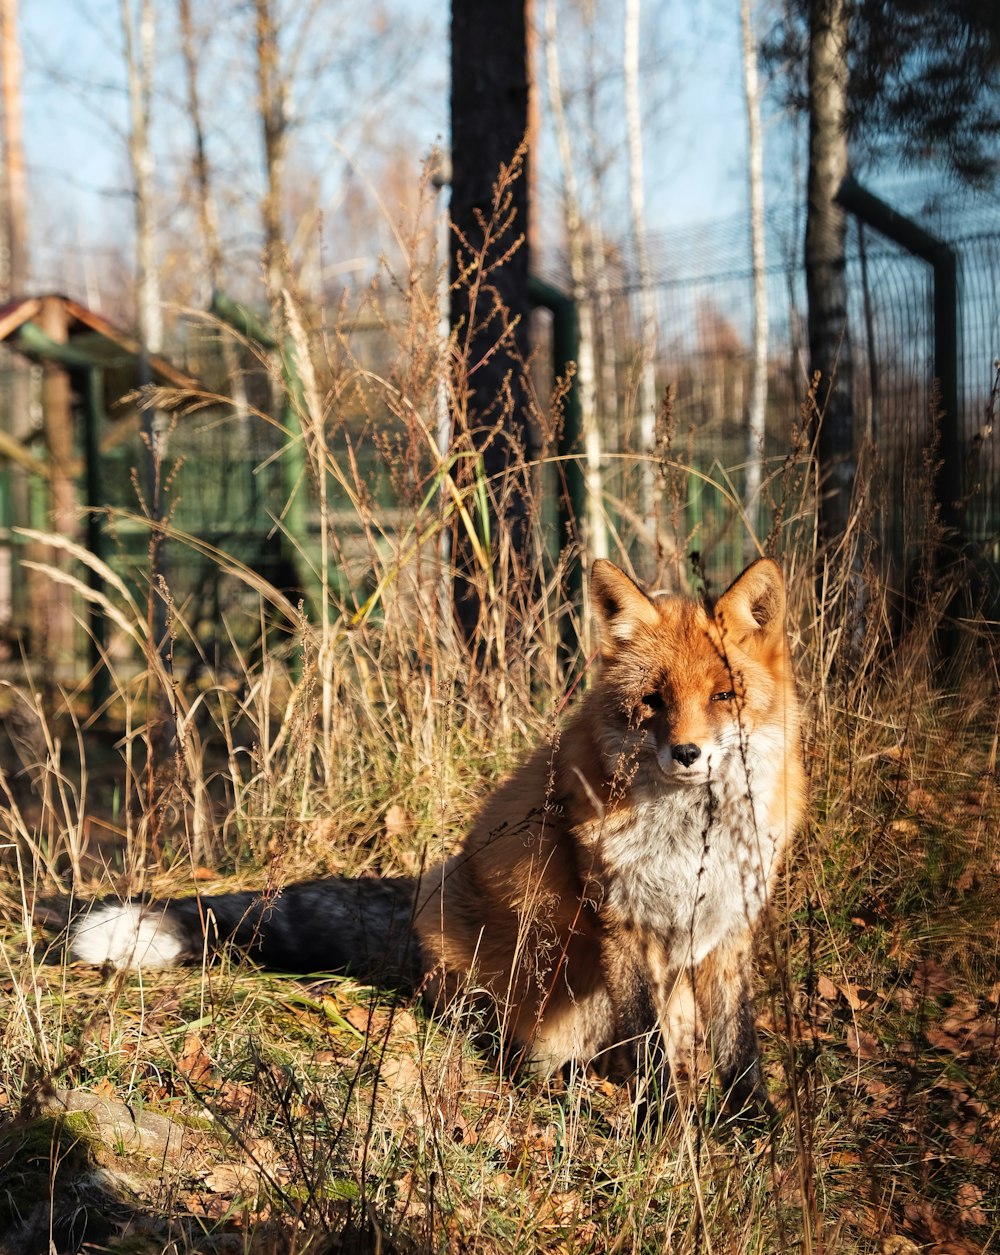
[0,200,998,1253]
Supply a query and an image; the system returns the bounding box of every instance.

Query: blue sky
[21,0,802,302]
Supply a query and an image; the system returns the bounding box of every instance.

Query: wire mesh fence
[0,193,997,690]
[560,195,1000,593]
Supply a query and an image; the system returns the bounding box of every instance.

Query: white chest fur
[596,756,781,966]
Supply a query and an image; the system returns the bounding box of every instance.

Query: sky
[18,0,800,301]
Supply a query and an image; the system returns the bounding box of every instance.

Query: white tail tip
[71,903,187,970]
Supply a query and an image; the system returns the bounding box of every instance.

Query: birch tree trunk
[543,0,607,563]
[0,0,26,297]
[740,0,768,559]
[121,0,168,578]
[178,0,249,426]
[122,0,173,841]
[624,0,659,574]
[805,0,854,546]
[0,0,28,639]
[255,0,290,312]
[121,0,162,363]
[178,0,222,297]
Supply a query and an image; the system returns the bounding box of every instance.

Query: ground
[1,647,999,1254]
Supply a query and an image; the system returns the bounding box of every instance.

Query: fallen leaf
[378,1053,422,1093]
[881,1239,921,1255]
[344,1004,393,1036]
[536,1190,587,1227]
[928,1243,986,1254]
[841,983,874,1011]
[951,1133,992,1166]
[956,1183,987,1228]
[384,804,409,838]
[217,1080,258,1118]
[926,1027,961,1052]
[847,1026,880,1059]
[912,957,955,996]
[904,1200,949,1241]
[178,1034,214,1086]
[201,1162,263,1197]
[907,786,938,814]
[817,975,838,1001]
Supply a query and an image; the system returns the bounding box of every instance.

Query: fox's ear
[591,560,660,649]
[714,558,786,652]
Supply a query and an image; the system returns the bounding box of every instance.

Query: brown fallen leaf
[384,803,409,838]
[178,1033,215,1086]
[847,1026,880,1059]
[927,1243,986,1254]
[201,1162,264,1198]
[378,1053,422,1094]
[881,1239,921,1255]
[817,974,838,1001]
[907,786,938,814]
[956,1183,987,1229]
[217,1080,258,1118]
[926,1026,962,1052]
[951,1133,992,1166]
[841,982,875,1011]
[912,957,955,997]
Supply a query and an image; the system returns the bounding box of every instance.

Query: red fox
[72,559,805,1117]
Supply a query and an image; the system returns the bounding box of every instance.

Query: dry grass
[1,256,999,1255]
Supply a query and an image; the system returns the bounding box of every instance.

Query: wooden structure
[0,294,198,690]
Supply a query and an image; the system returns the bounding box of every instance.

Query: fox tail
[70,876,421,987]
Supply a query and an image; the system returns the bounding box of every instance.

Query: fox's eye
[711,689,736,703]
[641,691,665,711]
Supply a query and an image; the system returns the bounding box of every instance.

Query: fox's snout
[671,742,702,768]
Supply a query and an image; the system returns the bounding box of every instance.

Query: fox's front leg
[599,929,659,1083]
[690,932,775,1123]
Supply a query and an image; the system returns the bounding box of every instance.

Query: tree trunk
[543,0,606,564]
[122,0,174,804]
[178,0,222,296]
[449,0,532,651]
[741,0,768,560]
[178,0,249,426]
[121,0,162,362]
[0,0,28,639]
[624,0,658,575]
[805,0,854,545]
[36,297,76,674]
[0,0,27,297]
[255,0,290,312]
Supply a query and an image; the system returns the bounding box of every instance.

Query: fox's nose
[672,742,702,768]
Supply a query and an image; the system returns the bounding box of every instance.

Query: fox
[71,558,805,1119]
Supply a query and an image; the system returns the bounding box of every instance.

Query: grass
[1,265,999,1253]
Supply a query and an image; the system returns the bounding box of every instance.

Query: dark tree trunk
[449,0,532,649]
[805,0,854,545]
